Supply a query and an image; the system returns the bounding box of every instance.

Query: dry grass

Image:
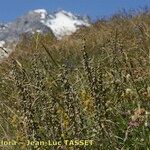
[0,10,150,150]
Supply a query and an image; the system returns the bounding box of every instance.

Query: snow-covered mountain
[0,9,90,42]
[0,9,90,60]
[40,10,90,39]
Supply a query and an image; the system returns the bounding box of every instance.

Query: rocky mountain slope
[0,9,90,60]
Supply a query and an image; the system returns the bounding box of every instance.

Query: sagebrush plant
[0,10,150,150]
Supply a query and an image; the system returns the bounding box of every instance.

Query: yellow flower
[80,89,94,114]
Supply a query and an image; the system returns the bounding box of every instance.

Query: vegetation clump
[0,10,150,150]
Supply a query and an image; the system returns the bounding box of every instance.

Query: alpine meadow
[0,9,150,150]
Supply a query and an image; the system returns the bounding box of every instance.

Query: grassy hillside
[0,10,150,150]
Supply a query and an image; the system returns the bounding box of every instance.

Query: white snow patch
[0,41,5,47]
[0,41,13,61]
[36,29,42,33]
[41,10,90,39]
[34,9,47,19]
[0,24,8,30]
[0,27,6,30]
[0,41,9,59]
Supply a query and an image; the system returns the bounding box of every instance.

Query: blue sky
[0,0,150,22]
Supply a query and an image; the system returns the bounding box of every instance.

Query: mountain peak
[33,9,48,19]
[34,9,47,14]
[0,9,90,42]
[0,9,90,60]
[41,10,90,39]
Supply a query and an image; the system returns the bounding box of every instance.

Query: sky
[0,0,150,22]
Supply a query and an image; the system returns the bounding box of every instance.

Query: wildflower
[125,88,133,95]
[128,120,140,127]
[144,122,148,127]
[129,108,145,128]
[145,111,150,127]
[126,74,131,82]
